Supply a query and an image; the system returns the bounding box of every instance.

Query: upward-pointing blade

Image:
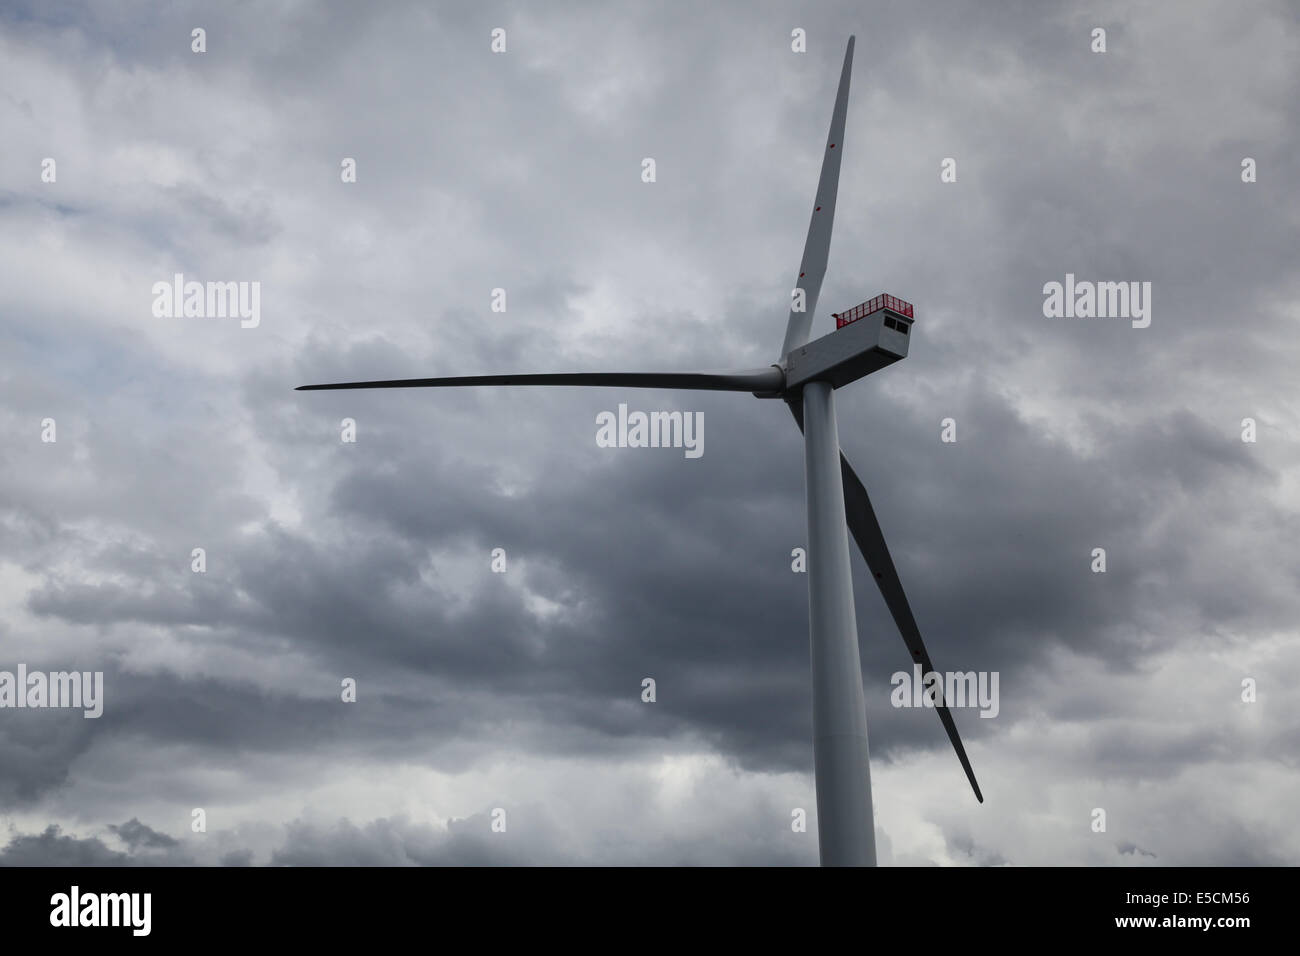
[788,401,984,803]
[780,35,855,359]
[297,368,784,392]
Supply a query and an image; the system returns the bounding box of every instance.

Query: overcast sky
[1,0,1298,866]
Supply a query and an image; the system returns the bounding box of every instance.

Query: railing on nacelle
[833,294,914,330]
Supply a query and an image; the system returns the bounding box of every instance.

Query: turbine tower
[299,36,982,866]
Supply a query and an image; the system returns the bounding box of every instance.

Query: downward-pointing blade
[788,400,984,803]
[780,35,855,359]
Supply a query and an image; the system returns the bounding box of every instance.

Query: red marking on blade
[816,206,821,211]
[829,143,836,148]
[800,272,806,277]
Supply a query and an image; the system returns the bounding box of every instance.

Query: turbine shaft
[803,381,878,865]
[788,399,984,803]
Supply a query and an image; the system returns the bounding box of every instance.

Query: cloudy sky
[1,0,1298,866]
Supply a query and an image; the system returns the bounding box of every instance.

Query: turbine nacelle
[782,307,911,395]
[753,306,913,399]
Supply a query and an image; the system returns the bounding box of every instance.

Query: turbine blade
[780,35,855,359]
[297,367,784,393]
[788,401,983,803]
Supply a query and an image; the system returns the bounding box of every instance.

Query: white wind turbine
[299,36,981,866]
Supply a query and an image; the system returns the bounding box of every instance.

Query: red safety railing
[833,293,914,329]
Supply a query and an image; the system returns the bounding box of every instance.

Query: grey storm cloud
[1,0,1298,865]
[0,826,131,867]
[108,817,179,850]
[0,822,193,866]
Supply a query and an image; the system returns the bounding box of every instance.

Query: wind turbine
[298,35,982,866]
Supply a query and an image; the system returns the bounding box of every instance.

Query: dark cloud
[0,825,129,867]
[1,0,1297,865]
[1118,842,1157,860]
[109,817,179,850]
[0,821,192,866]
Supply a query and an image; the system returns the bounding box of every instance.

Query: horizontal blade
[780,35,854,359]
[788,400,983,803]
[298,367,784,393]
